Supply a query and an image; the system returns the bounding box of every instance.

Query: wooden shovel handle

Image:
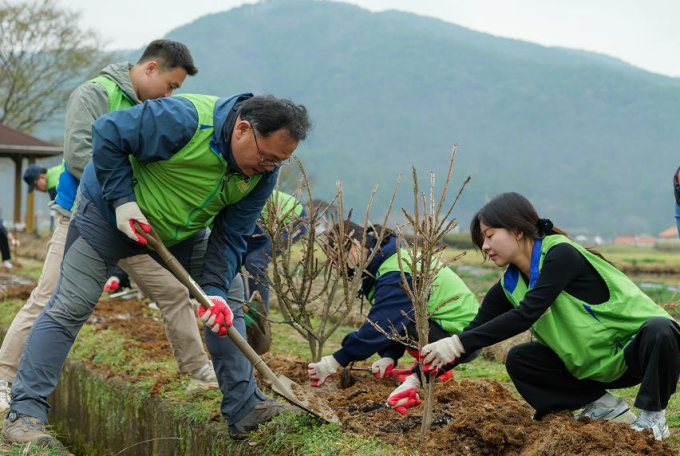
[131,222,288,390]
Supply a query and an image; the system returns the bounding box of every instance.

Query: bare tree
[368,146,470,440]
[259,158,399,361]
[0,0,109,133]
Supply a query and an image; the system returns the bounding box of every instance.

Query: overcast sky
[58,0,680,78]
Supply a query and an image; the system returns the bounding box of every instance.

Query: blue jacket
[81,94,278,299]
[332,236,415,366]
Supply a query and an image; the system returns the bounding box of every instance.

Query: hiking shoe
[0,380,10,416]
[2,411,52,446]
[186,363,219,395]
[632,410,670,441]
[575,394,636,424]
[1,260,12,269]
[228,399,293,439]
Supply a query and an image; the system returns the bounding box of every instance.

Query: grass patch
[248,412,410,456]
[0,442,71,455]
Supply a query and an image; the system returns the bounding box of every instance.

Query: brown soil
[0,273,35,294]
[87,296,179,381]
[0,283,35,301]
[0,284,675,455]
[257,357,674,455]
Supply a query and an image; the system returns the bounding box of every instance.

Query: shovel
[135,223,340,424]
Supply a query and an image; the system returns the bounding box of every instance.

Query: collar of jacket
[212,93,253,174]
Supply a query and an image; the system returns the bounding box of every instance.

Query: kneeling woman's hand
[308,355,340,387]
[387,373,422,414]
[421,335,465,372]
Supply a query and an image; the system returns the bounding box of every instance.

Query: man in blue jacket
[4,93,311,445]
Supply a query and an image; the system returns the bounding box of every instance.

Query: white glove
[371,357,395,378]
[421,335,465,371]
[308,355,341,387]
[387,373,421,414]
[115,201,151,244]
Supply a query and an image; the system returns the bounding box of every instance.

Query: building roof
[658,226,679,239]
[0,123,62,157]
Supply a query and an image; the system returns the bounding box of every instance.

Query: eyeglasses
[252,128,291,167]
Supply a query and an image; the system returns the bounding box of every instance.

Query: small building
[655,226,680,248]
[0,123,62,233]
[612,235,656,247]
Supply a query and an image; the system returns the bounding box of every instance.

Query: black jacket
[674,166,680,205]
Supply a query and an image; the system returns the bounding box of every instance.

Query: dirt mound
[254,356,674,455]
[0,283,35,301]
[71,300,677,455]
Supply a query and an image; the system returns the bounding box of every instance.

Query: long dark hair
[470,192,608,262]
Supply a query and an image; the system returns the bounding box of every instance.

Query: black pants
[0,232,10,261]
[506,317,680,419]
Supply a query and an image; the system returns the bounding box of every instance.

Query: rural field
[0,233,677,455]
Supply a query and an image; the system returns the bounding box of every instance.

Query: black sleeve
[456,243,585,355]
[674,166,680,206]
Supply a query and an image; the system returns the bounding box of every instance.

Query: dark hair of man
[137,39,198,76]
[470,192,609,262]
[240,95,312,142]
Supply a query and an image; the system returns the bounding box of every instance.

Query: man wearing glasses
[5,93,311,444]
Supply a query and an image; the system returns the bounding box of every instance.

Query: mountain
[11,0,680,236]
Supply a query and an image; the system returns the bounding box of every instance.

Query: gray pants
[10,193,265,425]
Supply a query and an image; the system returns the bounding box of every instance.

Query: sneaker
[186,363,219,395]
[575,393,637,424]
[632,410,670,441]
[1,260,12,269]
[2,411,52,446]
[0,379,10,416]
[228,398,293,439]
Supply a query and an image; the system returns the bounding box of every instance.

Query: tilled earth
[0,279,675,455]
[259,355,674,455]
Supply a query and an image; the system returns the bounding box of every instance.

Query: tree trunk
[419,379,435,441]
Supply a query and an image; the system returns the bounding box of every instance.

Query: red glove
[103,276,120,293]
[406,347,439,374]
[197,296,233,336]
[387,374,421,414]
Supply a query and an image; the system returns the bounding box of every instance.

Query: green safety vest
[367,249,479,334]
[130,94,263,246]
[46,163,64,190]
[88,75,135,112]
[501,234,673,382]
[56,75,136,212]
[261,191,302,223]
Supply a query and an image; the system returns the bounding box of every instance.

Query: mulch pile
[259,355,673,455]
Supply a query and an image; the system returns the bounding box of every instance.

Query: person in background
[243,190,307,312]
[0,219,18,269]
[23,164,63,201]
[673,166,680,239]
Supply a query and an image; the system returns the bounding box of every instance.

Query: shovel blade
[271,374,340,424]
